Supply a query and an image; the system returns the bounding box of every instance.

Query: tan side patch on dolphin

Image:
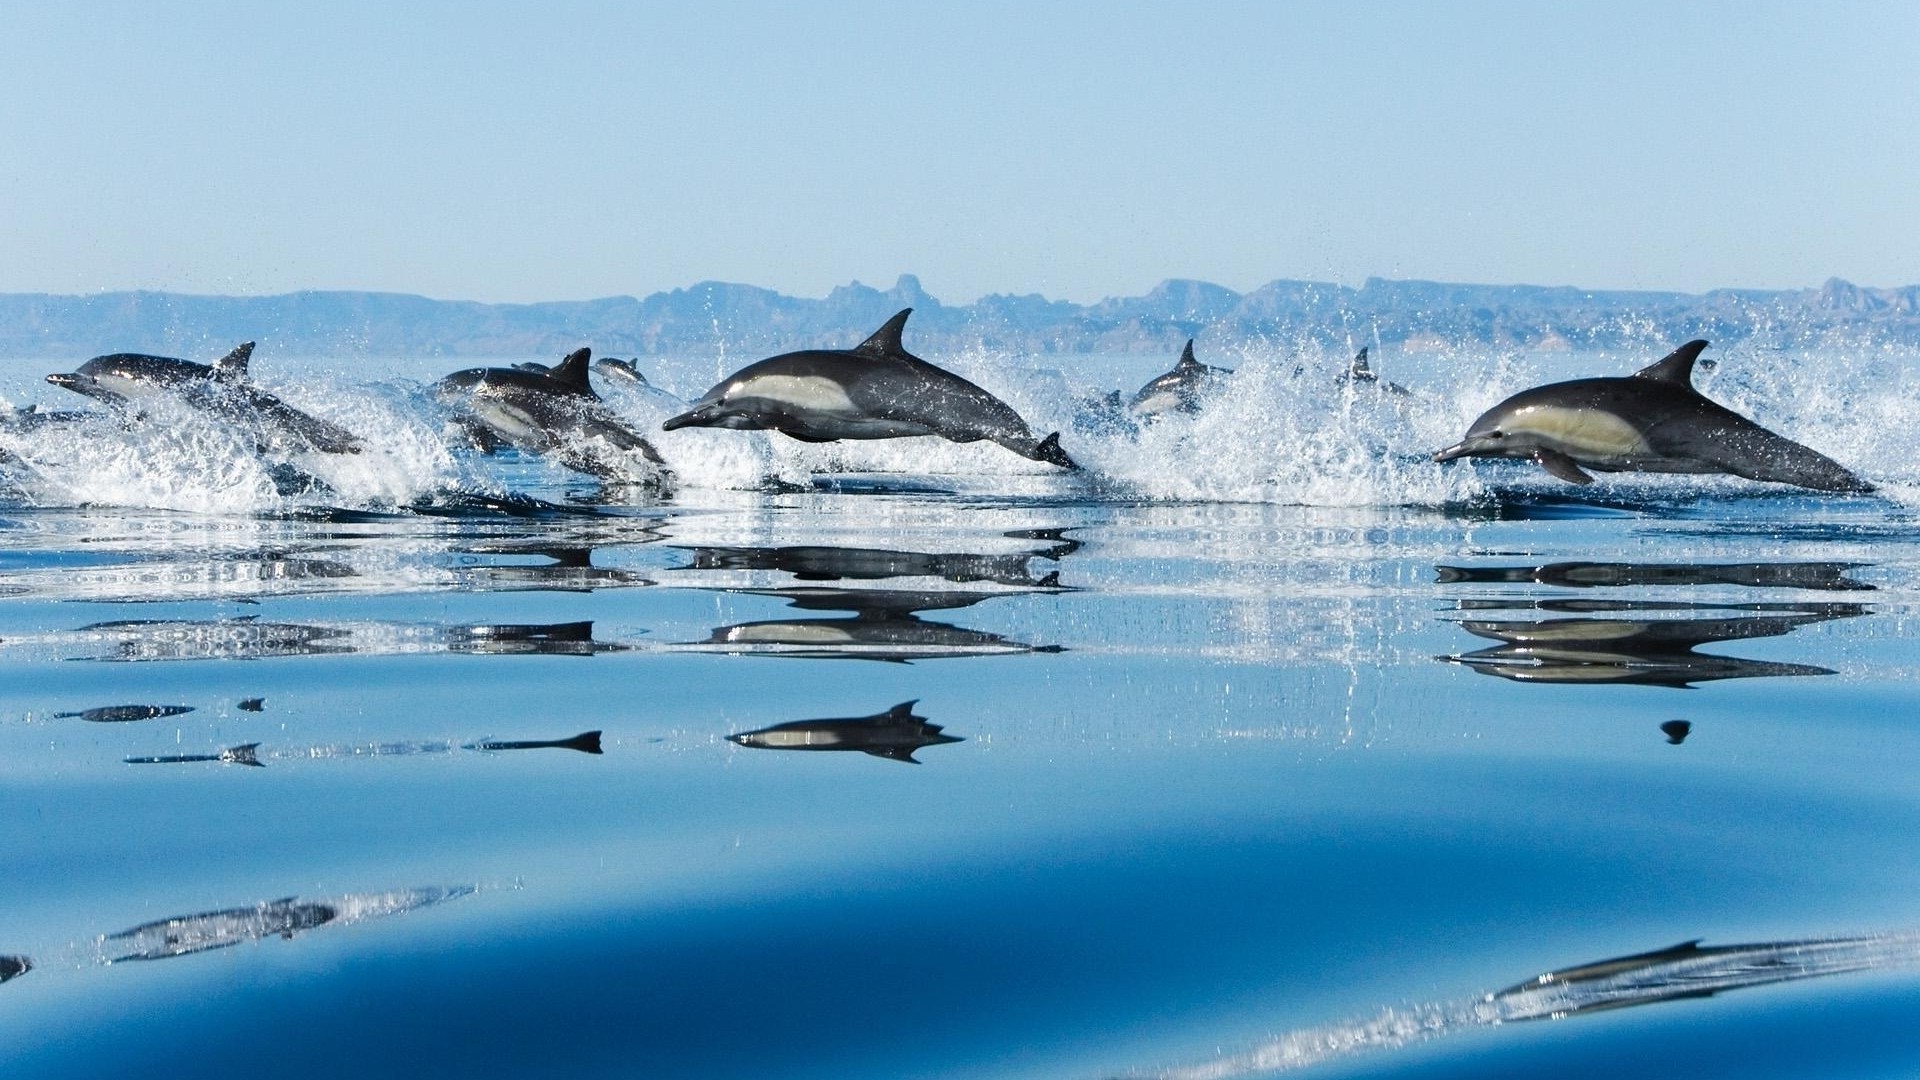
[731,375,858,415]
[1510,405,1651,459]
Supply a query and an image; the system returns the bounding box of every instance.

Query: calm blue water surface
[2,346,1919,1078]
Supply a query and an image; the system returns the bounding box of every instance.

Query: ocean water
[2,341,1919,1079]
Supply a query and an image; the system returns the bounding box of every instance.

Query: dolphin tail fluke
[560,731,604,754]
[222,743,265,767]
[213,342,254,382]
[1031,432,1077,470]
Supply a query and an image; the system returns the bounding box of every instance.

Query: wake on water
[1,343,1915,516]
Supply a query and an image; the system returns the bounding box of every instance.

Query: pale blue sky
[1,1,1914,303]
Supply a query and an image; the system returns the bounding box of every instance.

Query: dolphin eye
[1488,430,1506,440]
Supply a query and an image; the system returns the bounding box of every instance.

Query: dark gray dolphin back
[1632,340,1867,493]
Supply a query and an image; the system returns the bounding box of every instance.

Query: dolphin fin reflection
[727,701,963,763]
[1139,931,1920,1079]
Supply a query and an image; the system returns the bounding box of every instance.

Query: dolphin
[46,342,365,454]
[1337,347,1410,396]
[662,309,1076,468]
[726,700,963,763]
[1434,340,1870,492]
[1130,339,1233,417]
[434,347,671,486]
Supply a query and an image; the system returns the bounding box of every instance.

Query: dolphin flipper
[1534,449,1595,484]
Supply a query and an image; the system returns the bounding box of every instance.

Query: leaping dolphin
[1337,347,1410,396]
[662,309,1076,468]
[1130,339,1233,417]
[46,342,365,454]
[1434,340,1869,492]
[434,347,671,486]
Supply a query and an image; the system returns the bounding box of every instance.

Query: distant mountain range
[3,274,1917,359]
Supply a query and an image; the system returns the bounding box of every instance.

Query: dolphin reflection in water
[127,732,603,768]
[728,701,963,764]
[1140,930,1920,1079]
[1438,599,1869,688]
[99,886,474,963]
[1435,560,1874,592]
[0,955,30,984]
[694,583,1063,663]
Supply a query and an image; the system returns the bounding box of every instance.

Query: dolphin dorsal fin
[854,309,913,358]
[1350,346,1372,377]
[883,700,920,720]
[213,342,254,382]
[1633,340,1710,386]
[1177,340,1199,368]
[548,348,593,392]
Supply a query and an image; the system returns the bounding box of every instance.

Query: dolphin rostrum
[1434,340,1869,492]
[46,342,365,454]
[435,347,670,486]
[1130,339,1233,417]
[662,309,1076,468]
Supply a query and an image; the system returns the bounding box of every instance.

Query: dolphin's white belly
[1132,389,1185,416]
[734,374,862,416]
[721,623,855,644]
[94,373,170,401]
[740,729,845,749]
[1512,405,1653,461]
[471,400,548,447]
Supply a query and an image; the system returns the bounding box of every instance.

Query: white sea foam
[1,345,1912,513]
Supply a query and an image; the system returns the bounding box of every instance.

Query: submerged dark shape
[1130,339,1234,417]
[1491,934,1916,1020]
[434,347,671,486]
[1435,560,1875,592]
[1440,599,1868,688]
[237,697,266,712]
[444,620,626,657]
[1660,719,1692,745]
[45,342,366,454]
[1433,340,1870,492]
[55,703,195,723]
[126,742,264,767]
[100,886,472,963]
[0,955,30,984]
[467,730,603,754]
[663,308,1076,468]
[1336,346,1410,396]
[727,700,962,763]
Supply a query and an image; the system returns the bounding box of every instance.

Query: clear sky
[1,1,1915,304]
